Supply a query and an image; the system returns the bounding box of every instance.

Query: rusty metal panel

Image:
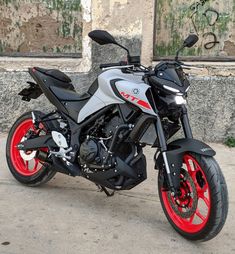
[0,0,82,57]
[154,0,235,60]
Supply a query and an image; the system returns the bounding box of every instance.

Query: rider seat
[34,67,71,83]
[50,86,90,101]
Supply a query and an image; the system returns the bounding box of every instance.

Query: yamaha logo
[201,148,212,152]
[132,88,139,95]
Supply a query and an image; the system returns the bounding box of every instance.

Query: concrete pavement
[0,133,235,254]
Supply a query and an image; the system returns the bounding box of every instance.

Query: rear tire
[6,111,56,186]
[158,153,228,241]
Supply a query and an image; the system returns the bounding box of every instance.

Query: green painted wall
[154,0,235,58]
[0,0,82,56]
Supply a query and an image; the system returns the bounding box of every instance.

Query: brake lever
[101,65,134,71]
[181,65,205,70]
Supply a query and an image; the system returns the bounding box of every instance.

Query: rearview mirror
[183,34,199,48]
[88,30,117,45]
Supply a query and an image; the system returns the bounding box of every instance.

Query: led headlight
[175,95,186,105]
[163,85,180,93]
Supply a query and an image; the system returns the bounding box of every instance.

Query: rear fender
[155,138,215,190]
[18,82,43,102]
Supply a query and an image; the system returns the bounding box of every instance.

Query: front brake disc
[167,169,198,218]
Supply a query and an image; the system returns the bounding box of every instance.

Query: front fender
[168,138,215,157]
[156,138,215,190]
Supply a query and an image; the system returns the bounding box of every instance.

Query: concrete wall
[188,76,235,141]
[0,0,234,142]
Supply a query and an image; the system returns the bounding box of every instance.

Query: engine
[79,137,110,168]
[78,110,147,190]
[78,115,124,171]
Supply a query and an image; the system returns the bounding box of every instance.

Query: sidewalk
[0,134,235,254]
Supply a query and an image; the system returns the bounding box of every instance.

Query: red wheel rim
[10,118,46,176]
[161,154,211,233]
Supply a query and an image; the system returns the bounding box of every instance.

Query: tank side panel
[115,80,157,116]
[78,69,127,123]
[77,95,106,123]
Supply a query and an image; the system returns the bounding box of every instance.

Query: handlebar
[99,60,194,77]
[99,61,127,69]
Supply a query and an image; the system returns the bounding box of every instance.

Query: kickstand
[96,184,115,197]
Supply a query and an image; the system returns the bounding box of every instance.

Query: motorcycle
[6,30,228,241]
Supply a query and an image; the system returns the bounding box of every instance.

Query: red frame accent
[10,118,45,176]
[161,154,211,233]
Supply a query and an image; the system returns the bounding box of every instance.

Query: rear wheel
[6,111,56,186]
[158,153,228,241]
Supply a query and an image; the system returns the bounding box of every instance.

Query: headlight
[174,95,186,105]
[163,85,180,93]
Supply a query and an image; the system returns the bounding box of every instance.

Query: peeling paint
[224,40,235,56]
[81,0,91,22]
[19,15,76,53]
[155,0,235,58]
[0,0,82,55]
[92,0,142,37]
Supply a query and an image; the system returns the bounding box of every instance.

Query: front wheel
[158,153,228,241]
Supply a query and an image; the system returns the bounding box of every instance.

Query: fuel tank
[77,69,156,123]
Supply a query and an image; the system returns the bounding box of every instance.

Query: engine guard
[155,138,215,190]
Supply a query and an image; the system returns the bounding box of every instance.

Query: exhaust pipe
[36,150,50,162]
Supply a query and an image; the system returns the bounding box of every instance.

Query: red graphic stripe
[137,100,151,109]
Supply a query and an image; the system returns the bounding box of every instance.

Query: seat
[50,86,90,101]
[34,67,71,83]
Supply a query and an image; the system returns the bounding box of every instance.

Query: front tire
[6,111,56,186]
[158,153,228,241]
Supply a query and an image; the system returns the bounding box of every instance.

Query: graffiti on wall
[189,0,220,49]
[154,0,235,58]
[0,0,82,56]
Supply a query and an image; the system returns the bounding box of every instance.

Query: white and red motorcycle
[6,30,228,241]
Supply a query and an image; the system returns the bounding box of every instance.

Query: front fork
[156,105,192,196]
[180,105,193,139]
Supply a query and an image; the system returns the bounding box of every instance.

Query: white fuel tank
[77,69,156,123]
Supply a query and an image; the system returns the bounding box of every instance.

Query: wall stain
[155,0,234,58]
[19,15,75,53]
[0,0,82,55]
[0,17,12,37]
[223,40,235,56]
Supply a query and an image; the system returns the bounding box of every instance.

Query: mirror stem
[116,43,130,57]
[175,46,185,61]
